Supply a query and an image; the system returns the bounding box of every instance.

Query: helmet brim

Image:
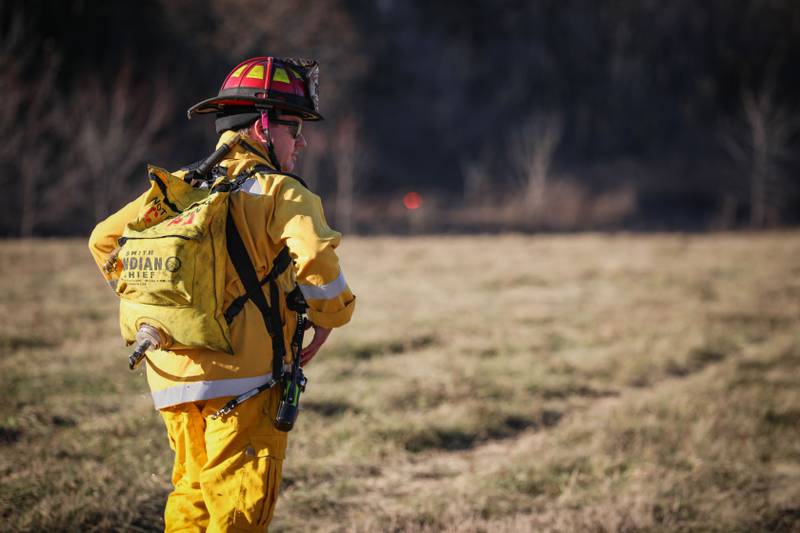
[187,96,324,121]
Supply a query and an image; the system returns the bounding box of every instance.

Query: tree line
[1,0,798,236]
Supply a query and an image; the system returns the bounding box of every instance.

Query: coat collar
[215,130,278,172]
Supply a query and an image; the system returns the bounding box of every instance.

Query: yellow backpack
[105,140,302,375]
[114,164,233,353]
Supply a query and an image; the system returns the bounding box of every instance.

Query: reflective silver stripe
[150,373,273,410]
[240,176,263,195]
[299,270,347,301]
[107,279,117,290]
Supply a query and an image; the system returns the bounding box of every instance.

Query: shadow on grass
[540,384,619,400]
[763,409,800,427]
[329,334,438,361]
[753,507,800,533]
[281,463,382,491]
[665,345,728,377]
[0,414,77,446]
[401,409,564,453]
[302,398,357,417]
[0,426,23,444]
[0,333,60,351]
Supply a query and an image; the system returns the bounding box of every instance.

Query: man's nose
[296,134,308,148]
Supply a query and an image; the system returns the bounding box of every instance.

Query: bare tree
[0,7,172,236]
[461,145,493,206]
[179,0,368,117]
[0,8,64,237]
[294,128,328,192]
[333,116,359,234]
[722,87,797,228]
[61,64,172,221]
[510,113,563,224]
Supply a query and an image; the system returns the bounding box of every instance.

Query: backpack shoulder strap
[221,163,310,370]
[221,163,302,323]
[225,209,286,378]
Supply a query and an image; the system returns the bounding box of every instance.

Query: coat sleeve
[266,177,356,329]
[88,191,148,285]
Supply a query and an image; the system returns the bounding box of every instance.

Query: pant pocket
[233,440,284,529]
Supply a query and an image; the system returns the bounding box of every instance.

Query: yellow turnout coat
[88,130,356,410]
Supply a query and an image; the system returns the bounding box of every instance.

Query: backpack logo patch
[165,256,182,273]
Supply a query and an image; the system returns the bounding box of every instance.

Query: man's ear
[249,119,269,145]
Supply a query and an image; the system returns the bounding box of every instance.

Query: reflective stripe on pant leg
[200,387,288,532]
[160,402,211,532]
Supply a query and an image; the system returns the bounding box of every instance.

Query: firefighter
[88,57,355,531]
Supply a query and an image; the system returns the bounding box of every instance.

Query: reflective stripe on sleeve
[298,270,347,301]
[150,373,273,410]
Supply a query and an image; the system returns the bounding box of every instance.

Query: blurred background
[1,0,799,236]
[2,3,800,531]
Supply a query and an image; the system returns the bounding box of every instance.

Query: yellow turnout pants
[159,386,287,532]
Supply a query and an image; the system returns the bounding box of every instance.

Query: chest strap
[223,246,292,324]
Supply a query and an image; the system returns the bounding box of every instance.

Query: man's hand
[300,322,331,366]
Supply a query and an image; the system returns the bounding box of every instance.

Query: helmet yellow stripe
[272,67,290,84]
[246,65,265,79]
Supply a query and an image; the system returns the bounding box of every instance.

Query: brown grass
[1,233,798,532]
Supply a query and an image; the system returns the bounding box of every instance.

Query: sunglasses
[271,117,303,140]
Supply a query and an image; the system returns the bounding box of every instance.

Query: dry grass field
[1,233,799,532]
